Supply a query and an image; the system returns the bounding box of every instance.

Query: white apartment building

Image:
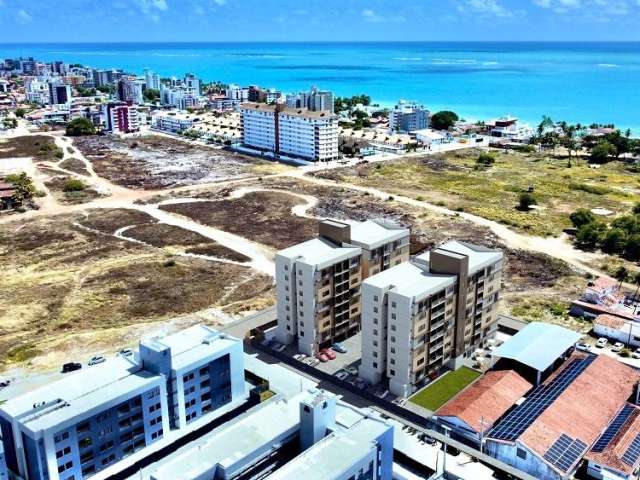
[489,116,534,143]
[240,102,339,162]
[389,100,430,133]
[160,84,201,110]
[226,84,249,102]
[25,79,49,105]
[151,111,195,133]
[276,219,410,356]
[360,241,503,397]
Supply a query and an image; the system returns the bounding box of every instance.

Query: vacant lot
[161,191,318,250]
[0,210,273,370]
[59,157,90,176]
[73,135,273,189]
[43,174,102,205]
[409,366,481,410]
[0,135,62,161]
[315,149,640,236]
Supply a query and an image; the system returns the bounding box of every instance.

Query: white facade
[151,112,195,133]
[226,84,249,101]
[106,103,140,134]
[25,79,49,105]
[240,103,339,162]
[160,84,201,110]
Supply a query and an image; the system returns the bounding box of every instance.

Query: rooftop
[240,102,337,120]
[435,240,503,275]
[348,219,409,250]
[492,322,582,372]
[277,237,361,269]
[363,260,456,299]
[436,370,532,433]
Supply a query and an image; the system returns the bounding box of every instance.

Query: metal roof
[492,322,582,372]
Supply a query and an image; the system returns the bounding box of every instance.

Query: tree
[537,115,555,135]
[602,228,628,254]
[63,178,86,192]
[430,111,459,131]
[144,88,160,102]
[66,117,96,136]
[96,84,115,94]
[590,142,617,164]
[633,203,640,215]
[575,221,606,248]
[15,108,26,118]
[614,266,630,284]
[518,192,537,211]
[569,209,596,228]
[625,235,640,261]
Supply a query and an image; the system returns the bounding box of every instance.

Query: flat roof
[277,237,361,269]
[364,260,455,299]
[0,356,160,433]
[240,102,337,120]
[148,392,307,480]
[267,407,389,480]
[492,322,582,372]
[348,220,409,250]
[435,240,503,275]
[143,325,239,372]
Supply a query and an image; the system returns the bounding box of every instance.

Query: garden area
[408,366,481,411]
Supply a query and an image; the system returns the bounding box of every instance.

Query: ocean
[2,42,639,132]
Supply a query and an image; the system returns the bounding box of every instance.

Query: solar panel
[622,434,640,466]
[543,434,588,472]
[592,404,635,452]
[489,356,595,442]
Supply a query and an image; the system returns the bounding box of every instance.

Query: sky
[1,0,640,42]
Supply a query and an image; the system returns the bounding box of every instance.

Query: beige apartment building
[359,241,503,397]
[275,219,410,356]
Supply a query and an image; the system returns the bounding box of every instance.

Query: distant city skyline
[1,0,640,43]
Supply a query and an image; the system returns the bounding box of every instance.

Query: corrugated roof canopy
[493,322,582,372]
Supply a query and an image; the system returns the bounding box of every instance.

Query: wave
[392,57,423,61]
[430,58,479,65]
[597,63,619,68]
[224,54,286,59]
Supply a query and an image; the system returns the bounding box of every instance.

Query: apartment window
[373,295,379,302]
[390,369,395,376]
[284,275,289,281]
[516,448,527,460]
[373,307,379,313]
[373,362,378,368]
[390,358,396,365]
[299,301,304,307]
[373,318,378,325]
[285,296,290,301]
[391,347,396,354]
[373,328,378,336]
[391,301,397,308]
[391,336,396,343]
[284,265,289,271]
[391,324,396,331]
[373,340,378,347]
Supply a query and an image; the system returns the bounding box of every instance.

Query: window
[391,347,396,354]
[390,369,395,376]
[392,301,397,308]
[373,307,379,313]
[373,295,379,302]
[373,317,378,325]
[391,336,396,343]
[516,448,527,460]
[373,362,378,368]
[391,324,396,331]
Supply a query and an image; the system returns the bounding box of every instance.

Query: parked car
[596,338,608,348]
[271,341,286,353]
[632,348,640,359]
[419,433,437,446]
[575,342,592,352]
[62,362,82,373]
[345,366,359,376]
[332,342,348,354]
[119,349,133,357]
[304,357,320,367]
[354,378,368,390]
[612,342,625,353]
[334,370,349,381]
[316,352,329,362]
[0,379,11,388]
[321,348,337,360]
[88,356,106,366]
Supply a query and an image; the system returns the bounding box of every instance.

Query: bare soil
[0,135,59,160]
[59,157,90,176]
[43,175,102,205]
[73,135,264,189]
[160,191,318,250]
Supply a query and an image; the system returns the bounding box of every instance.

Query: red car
[316,352,329,362]
[320,348,337,360]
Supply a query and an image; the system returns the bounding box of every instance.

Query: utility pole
[478,416,490,455]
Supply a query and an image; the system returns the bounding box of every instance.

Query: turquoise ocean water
[2,42,639,132]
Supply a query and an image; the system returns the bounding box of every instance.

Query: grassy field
[409,366,482,411]
[316,148,640,236]
[0,210,273,370]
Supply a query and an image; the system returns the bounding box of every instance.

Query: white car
[612,342,625,353]
[575,342,591,352]
[632,348,640,359]
[596,338,608,348]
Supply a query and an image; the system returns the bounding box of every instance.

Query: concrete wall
[485,440,563,480]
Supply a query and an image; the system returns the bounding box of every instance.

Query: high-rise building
[225,84,249,102]
[105,102,140,134]
[0,443,7,480]
[275,219,410,356]
[286,87,334,112]
[144,69,161,91]
[48,80,72,106]
[117,78,143,105]
[0,325,244,480]
[183,73,200,95]
[240,102,339,162]
[389,100,431,133]
[359,241,503,397]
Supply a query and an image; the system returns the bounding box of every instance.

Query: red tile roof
[519,353,640,473]
[437,370,532,433]
[592,276,619,293]
[585,404,640,476]
[595,314,626,330]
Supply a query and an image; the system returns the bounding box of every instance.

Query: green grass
[408,366,481,411]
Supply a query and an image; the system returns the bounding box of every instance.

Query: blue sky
[1,0,639,42]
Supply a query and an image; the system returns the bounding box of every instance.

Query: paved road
[222,305,277,338]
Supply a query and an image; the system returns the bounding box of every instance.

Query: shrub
[430,111,459,131]
[590,141,617,164]
[518,192,537,211]
[569,209,596,228]
[63,178,86,192]
[624,234,640,260]
[602,228,628,254]
[477,152,496,167]
[576,221,607,248]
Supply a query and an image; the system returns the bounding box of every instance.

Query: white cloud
[16,9,32,23]
[361,8,385,22]
[461,0,513,17]
[534,0,634,15]
[213,0,226,5]
[152,0,168,11]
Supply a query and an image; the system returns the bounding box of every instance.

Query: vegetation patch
[409,367,481,411]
